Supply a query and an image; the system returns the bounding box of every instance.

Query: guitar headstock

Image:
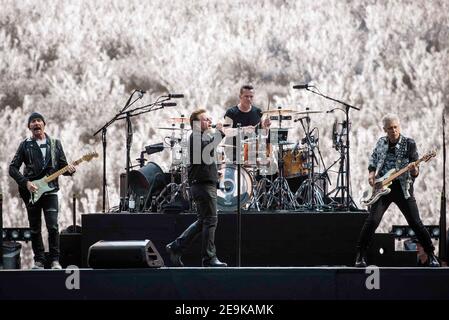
[82,152,99,162]
[422,150,436,162]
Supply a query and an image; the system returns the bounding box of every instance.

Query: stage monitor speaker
[87,240,164,268]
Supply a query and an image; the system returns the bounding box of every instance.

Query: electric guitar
[360,150,436,207]
[22,151,98,204]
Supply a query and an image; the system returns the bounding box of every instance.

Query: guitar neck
[383,158,424,186]
[44,158,83,183]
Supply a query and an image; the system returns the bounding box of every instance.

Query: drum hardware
[169,116,189,123]
[294,110,323,115]
[293,116,330,211]
[264,109,300,210]
[217,164,253,211]
[262,108,297,115]
[157,127,183,130]
[325,118,357,210]
[294,85,360,210]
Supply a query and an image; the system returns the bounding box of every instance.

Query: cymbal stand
[266,112,299,210]
[294,117,325,210]
[247,165,272,211]
[325,119,349,210]
[156,122,192,212]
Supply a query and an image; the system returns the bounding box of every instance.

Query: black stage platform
[80,211,417,268]
[1,267,448,300]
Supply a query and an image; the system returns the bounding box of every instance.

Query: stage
[1,267,448,300]
[1,211,449,303]
[78,211,418,268]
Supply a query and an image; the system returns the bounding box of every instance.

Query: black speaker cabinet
[60,233,82,268]
[368,233,416,267]
[87,240,164,268]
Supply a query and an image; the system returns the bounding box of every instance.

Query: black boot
[355,250,367,268]
[202,256,227,267]
[166,243,184,267]
[427,253,440,267]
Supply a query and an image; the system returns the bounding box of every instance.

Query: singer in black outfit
[355,114,439,267]
[166,109,227,267]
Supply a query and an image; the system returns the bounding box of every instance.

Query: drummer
[223,85,271,164]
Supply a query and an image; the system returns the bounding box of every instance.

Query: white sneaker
[32,261,45,270]
[51,261,62,270]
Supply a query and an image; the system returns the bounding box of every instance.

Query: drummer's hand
[262,117,271,128]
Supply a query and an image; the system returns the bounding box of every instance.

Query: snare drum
[217,164,253,211]
[283,148,309,178]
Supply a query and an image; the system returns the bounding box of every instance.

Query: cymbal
[294,110,323,115]
[169,117,189,123]
[262,109,297,115]
[157,127,182,131]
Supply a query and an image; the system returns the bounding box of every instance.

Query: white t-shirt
[36,138,47,160]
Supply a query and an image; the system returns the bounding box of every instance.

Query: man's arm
[408,139,419,178]
[57,140,76,175]
[367,141,380,186]
[9,141,29,189]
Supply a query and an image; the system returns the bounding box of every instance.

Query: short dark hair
[190,108,207,128]
[239,85,254,95]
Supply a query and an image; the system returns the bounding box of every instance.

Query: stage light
[430,227,440,238]
[11,230,20,239]
[23,229,32,240]
[2,228,32,242]
[391,225,440,240]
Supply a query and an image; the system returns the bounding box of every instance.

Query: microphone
[292,84,310,90]
[161,102,177,107]
[168,93,184,99]
[136,89,146,98]
[211,124,231,128]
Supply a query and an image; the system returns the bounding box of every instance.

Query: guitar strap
[50,138,56,168]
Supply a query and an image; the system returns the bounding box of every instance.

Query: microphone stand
[236,123,242,267]
[94,90,142,212]
[439,111,447,262]
[94,93,174,212]
[304,86,360,211]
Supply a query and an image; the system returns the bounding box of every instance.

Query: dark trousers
[172,183,218,262]
[357,181,434,254]
[26,194,59,263]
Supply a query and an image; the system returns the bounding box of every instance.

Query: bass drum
[217,164,253,211]
[128,162,167,199]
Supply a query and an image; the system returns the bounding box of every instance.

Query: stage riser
[80,212,415,267]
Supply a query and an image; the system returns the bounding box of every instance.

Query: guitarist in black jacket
[355,114,439,267]
[9,112,76,269]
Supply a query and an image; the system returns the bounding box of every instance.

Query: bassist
[355,114,439,267]
[9,112,76,269]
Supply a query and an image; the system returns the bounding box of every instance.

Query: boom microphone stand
[94,93,177,212]
[293,84,360,211]
[94,90,143,212]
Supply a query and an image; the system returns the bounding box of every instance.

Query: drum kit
[126,107,340,213]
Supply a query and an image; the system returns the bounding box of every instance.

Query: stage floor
[1,267,448,300]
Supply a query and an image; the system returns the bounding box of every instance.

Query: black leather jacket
[9,134,70,193]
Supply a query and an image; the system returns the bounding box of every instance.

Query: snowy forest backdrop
[1,0,448,266]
